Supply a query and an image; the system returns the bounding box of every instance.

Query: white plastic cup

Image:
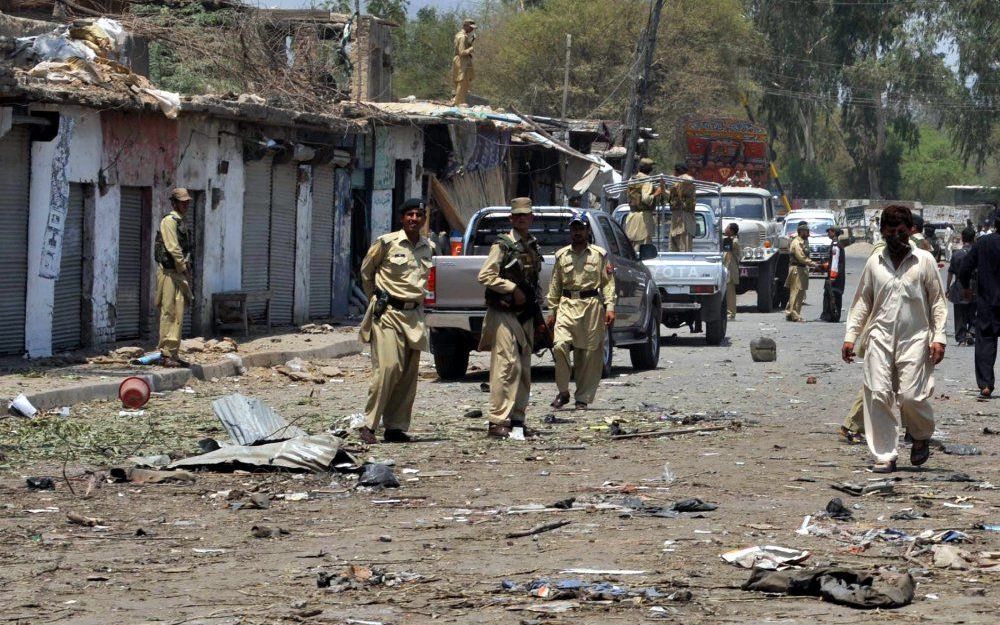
[9,393,38,418]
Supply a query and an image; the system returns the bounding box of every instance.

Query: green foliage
[394,7,462,99]
[783,157,830,199]
[899,125,974,203]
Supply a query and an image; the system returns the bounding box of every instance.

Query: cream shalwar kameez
[547,244,617,405]
[845,246,947,463]
[359,230,433,433]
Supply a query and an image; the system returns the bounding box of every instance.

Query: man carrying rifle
[358,199,434,445]
[547,213,616,410]
[478,197,548,439]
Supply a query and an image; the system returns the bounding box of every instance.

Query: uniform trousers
[155,268,190,358]
[553,341,604,405]
[488,312,533,425]
[364,319,420,432]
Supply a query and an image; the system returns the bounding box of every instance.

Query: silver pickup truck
[611,203,729,345]
[424,207,662,380]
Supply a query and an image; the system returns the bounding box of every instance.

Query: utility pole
[621,0,665,192]
[560,33,572,203]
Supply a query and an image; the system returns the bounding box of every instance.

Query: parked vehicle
[424,207,662,380]
[780,209,837,278]
[612,202,730,345]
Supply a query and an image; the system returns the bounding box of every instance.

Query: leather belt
[386,295,421,310]
[562,289,600,299]
[791,262,809,267]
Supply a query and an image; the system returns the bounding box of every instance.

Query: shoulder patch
[591,245,608,257]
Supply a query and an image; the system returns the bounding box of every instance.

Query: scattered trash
[282,492,309,502]
[480,382,490,392]
[543,413,572,424]
[506,520,572,539]
[806,376,817,384]
[943,502,974,510]
[750,337,777,362]
[170,434,357,473]
[919,529,969,544]
[661,463,676,484]
[931,472,977,482]
[550,497,576,509]
[671,498,717,513]
[130,351,162,366]
[212,394,306,445]
[890,509,929,521]
[824,498,853,521]
[506,600,579,613]
[251,525,289,538]
[26,476,55,490]
[316,565,421,591]
[198,438,221,454]
[239,493,271,510]
[109,468,196,485]
[118,376,151,409]
[983,427,999,435]
[559,568,648,575]
[126,454,172,468]
[930,545,1000,571]
[975,524,1000,533]
[742,567,914,609]
[721,545,811,570]
[378,535,392,542]
[67,511,103,527]
[9,393,38,418]
[510,426,526,441]
[831,479,896,496]
[463,409,483,419]
[938,442,981,456]
[357,463,400,489]
[300,323,337,334]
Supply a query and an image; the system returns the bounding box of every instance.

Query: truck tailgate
[430,255,556,309]
[644,252,724,287]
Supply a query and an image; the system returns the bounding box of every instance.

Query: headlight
[754,248,764,259]
[743,247,754,259]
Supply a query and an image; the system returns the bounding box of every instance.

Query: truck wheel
[601,331,614,378]
[705,305,727,345]
[629,309,661,370]
[756,262,775,312]
[434,345,470,381]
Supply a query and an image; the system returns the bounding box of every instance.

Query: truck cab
[781,209,837,277]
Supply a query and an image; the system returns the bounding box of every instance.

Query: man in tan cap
[154,188,193,367]
[357,198,433,445]
[478,197,545,439]
[625,158,664,251]
[452,19,476,106]
[668,163,696,252]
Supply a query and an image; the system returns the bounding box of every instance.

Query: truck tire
[756,261,775,312]
[601,331,614,378]
[705,303,727,345]
[629,308,661,370]
[433,344,470,381]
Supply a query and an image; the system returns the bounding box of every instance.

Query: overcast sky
[248,0,470,14]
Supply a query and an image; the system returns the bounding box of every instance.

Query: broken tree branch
[505,519,571,539]
[610,424,731,440]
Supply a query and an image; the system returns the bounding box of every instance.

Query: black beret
[400,198,426,212]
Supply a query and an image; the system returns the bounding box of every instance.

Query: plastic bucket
[118,376,151,409]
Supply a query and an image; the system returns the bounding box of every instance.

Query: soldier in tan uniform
[722,223,741,320]
[478,197,546,439]
[358,199,434,444]
[668,163,697,252]
[785,221,816,322]
[154,188,193,367]
[451,19,476,105]
[547,214,616,410]
[625,158,664,251]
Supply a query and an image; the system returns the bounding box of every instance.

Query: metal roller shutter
[309,164,334,319]
[52,184,85,352]
[0,127,30,356]
[242,157,272,321]
[269,162,297,326]
[117,187,143,340]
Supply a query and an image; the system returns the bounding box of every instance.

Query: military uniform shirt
[359,230,433,350]
[160,210,188,274]
[547,244,616,351]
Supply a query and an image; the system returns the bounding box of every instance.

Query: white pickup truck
[424,207,662,380]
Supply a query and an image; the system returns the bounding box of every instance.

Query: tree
[394,7,462,99]
[324,0,408,23]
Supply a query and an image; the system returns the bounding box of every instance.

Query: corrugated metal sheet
[117,187,143,340]
[169,434,355,473]
[0,127,30,356]
[242,156,272,321]
[309,164,334,319]
[211,393,306,445]
[269,162,297,326]
[52,183,85,352]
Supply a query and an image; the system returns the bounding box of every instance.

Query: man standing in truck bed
[478,198,546,439]
[625,158,663,251]
[547,213,616,410]
[668,163,696,252]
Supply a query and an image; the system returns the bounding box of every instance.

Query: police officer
[478,197,545,439]
[785,221,816,322]
[668,163,696,252]
[722,223,741,320]
[357,199,434,444]
[155,188,193,367]
[820,226,847,322]
[451,19,476,105]
[547,214,616,410]
[625,158,664,251]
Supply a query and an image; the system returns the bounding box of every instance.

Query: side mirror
[776,216,785,223]
[638,244,658,260]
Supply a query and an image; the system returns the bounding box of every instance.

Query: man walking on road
[843,205,947,473]
[154,188,193,367]
[451,19,476,105]
[547,214,616,410]
[722,223,741,320]
[820,226,846,323]
[785,221,816,322]
[959,211,1000,400]
[479,198,546,439]
[358,199,434,444]
[948,228,977,346]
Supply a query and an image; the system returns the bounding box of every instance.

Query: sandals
[550,393,570,409]
[870,460,897,473]
[839,426,864,445]
[357,426,377,444]
[910,439,930,466]
[979,388,993,400]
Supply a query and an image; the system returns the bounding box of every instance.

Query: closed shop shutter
[309,164,334,319]
[117,187,143,340]
[0,127,30,356]
[242,157,272,320]
[269,162,297,326]
[52,184,85,352]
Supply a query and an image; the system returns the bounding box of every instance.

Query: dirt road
[1,246,997,624]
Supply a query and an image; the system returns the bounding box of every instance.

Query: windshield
[784,219,835,237]
[697,194,767,220]
[651,213,708,247]
[471,215,582,255]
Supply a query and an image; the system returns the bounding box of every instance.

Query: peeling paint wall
[293,164,313,325]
